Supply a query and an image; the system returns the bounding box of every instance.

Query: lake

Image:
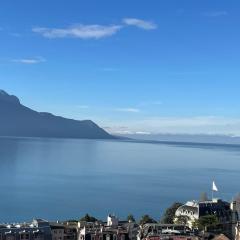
[0,137,240,222]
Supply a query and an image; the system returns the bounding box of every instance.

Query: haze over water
[0,137,239,222]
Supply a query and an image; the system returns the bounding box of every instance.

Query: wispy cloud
[123,18,157,30]
[135,131,151,135]
[33,18,157,40]
[102,116,240,135]
[115,108,140,113]
[12,57,46,64]
[203,11,228,17]
[33,24,122,39]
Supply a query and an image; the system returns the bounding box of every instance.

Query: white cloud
[135,131,151,135]
[123,18,157,30]
[204,11,228,17]
[103,116,240,135]
[32,18,157,40]
[33,24,122,39]
[115,108,140,113]
[110,130,134,135]
[12,57,46,64]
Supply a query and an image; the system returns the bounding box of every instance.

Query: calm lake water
[0,137,240,222]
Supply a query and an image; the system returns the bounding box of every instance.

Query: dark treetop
[0,90,114,139]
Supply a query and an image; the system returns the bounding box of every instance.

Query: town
[1,193,240,240]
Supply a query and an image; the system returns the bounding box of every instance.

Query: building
[107,216,119,228]
[234,222,240,240]
[175,199,232,228]
[0,219,52,240]
[137,223,197,240]
[50,222,77,240]
[212,234,230,240]
[77,215,139,240]
[231,195,240,239]
[50,223,65,240]
[78,225,129,240]
[175,197,240,239]
[143,235,198,240]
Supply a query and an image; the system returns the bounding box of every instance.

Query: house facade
[0,219,52,240]
[175,199,232,228]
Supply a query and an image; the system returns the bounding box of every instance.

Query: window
[6,235,15,240]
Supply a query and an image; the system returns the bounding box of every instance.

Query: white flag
[212,181,218,192]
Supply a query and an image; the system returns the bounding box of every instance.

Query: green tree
[191,220,199,230]
[196,215,219,231]
[127,214,135,222]
[161,202,183,224]
[80,214,98,222]
[139,215,157,225]
[175,215,190,225]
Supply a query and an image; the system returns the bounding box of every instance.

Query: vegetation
[66,219,78,223]
[80,214,98,222]
[195,215,219,231]
[161,202,183,224]
[127,214,135,222]
[139,215,157,225]
[175,215,190,225]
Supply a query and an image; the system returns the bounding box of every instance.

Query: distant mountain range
[0,90,114,139]
[122,133,240,145]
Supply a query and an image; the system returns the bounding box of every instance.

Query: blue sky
[1,0,240,135]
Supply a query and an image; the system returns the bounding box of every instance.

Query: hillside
[0,90,114,139]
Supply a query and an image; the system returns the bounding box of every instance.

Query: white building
[107,215,119,227]
[175,198,232,228]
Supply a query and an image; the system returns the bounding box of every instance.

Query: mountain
[121,133,240,145]
[0,90,115,139]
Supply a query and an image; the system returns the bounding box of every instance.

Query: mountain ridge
[0,90,115,139]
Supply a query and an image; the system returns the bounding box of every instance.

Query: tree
[67,219,78,223]
[175,215,190,225]
[127,214,135,222]
[196,215,219,232]
[161,202,183,224]
[139,215,157,225]
[191,220,199,230]
[80,214,98,222]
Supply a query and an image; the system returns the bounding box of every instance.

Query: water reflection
[0,137,239,222]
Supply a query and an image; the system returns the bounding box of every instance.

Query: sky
[0,0,240,135]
